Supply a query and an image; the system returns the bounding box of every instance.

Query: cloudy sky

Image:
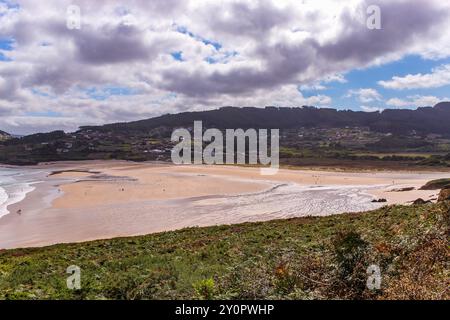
[1,0,450,134]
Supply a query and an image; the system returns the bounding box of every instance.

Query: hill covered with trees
[81,102,450,136]
[2,102,450,167]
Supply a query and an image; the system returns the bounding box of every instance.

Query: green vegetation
[0,202,448,300]
[420,178,450,190]
[193,278,216,300]
[2,104,450,169]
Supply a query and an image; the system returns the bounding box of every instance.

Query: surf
[0,186,8,217]
[0,169,37,218]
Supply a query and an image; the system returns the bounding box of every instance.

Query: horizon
[2,100,449,136]
[1,0,450,134]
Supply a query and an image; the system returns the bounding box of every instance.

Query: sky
[1,0,450,134]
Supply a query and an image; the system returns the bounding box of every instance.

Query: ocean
[0,168,43,218]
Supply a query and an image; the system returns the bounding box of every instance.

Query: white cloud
[347,88,382,103]
[386,95,447,108]
[386,98,410,107]
[378,64,450,90]
[322,73,347,84]
[0,3,8,15]
[0,0,450,133]
[360,106,383,112]
[299,73,347,91]
[299,84,327,91]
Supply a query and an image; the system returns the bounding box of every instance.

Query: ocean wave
[0,183,36,218]
[0,169,40,218]
[186,183,384,226]
[0,186,8,215]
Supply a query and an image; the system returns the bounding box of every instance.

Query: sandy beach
[0,160,448,249]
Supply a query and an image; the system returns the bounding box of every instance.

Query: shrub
[274,262,296,294]
[193,278,216,300]
[332,231,369,299]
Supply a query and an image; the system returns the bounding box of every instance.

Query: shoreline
[2,158,450,173]
[1,160,449,249]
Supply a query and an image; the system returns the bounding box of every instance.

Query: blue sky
[300,55,450,111]
[0,37,14,61]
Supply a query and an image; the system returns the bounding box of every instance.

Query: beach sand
[0,161,448,249]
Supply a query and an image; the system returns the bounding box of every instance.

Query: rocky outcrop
[420,178,450,190]
[412,198,431,205]
[438,188,450,202]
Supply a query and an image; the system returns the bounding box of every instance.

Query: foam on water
[0,168,39,218]
[0,186,8,213]
[185,182,385,226]
[223,184,382,216]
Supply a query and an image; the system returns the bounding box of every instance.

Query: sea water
[0,168,40,218]
[182,182,386,227]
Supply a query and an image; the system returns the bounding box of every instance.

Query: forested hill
[80,102,450,136]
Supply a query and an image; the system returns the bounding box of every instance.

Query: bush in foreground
[0,202,448,300]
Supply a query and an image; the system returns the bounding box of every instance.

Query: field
[0,201,448,300]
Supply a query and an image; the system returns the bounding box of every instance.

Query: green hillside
[82,102,450,136]
[420,178,450,190]
[0,202,448,300]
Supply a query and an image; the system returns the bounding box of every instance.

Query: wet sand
[0,161,448,249]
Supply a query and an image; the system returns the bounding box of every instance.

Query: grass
[0,202,448,300]
[420,179,450,190]
[353,152,438,158]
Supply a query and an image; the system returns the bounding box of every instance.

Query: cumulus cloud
[379,64,450,90]
[360,105,383,112]
[347,88,382,103]
[386,95,448,108]
[299,73,347,91]
[1,0,450,133]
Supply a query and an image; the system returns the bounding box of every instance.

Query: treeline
[81,102,450,136]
